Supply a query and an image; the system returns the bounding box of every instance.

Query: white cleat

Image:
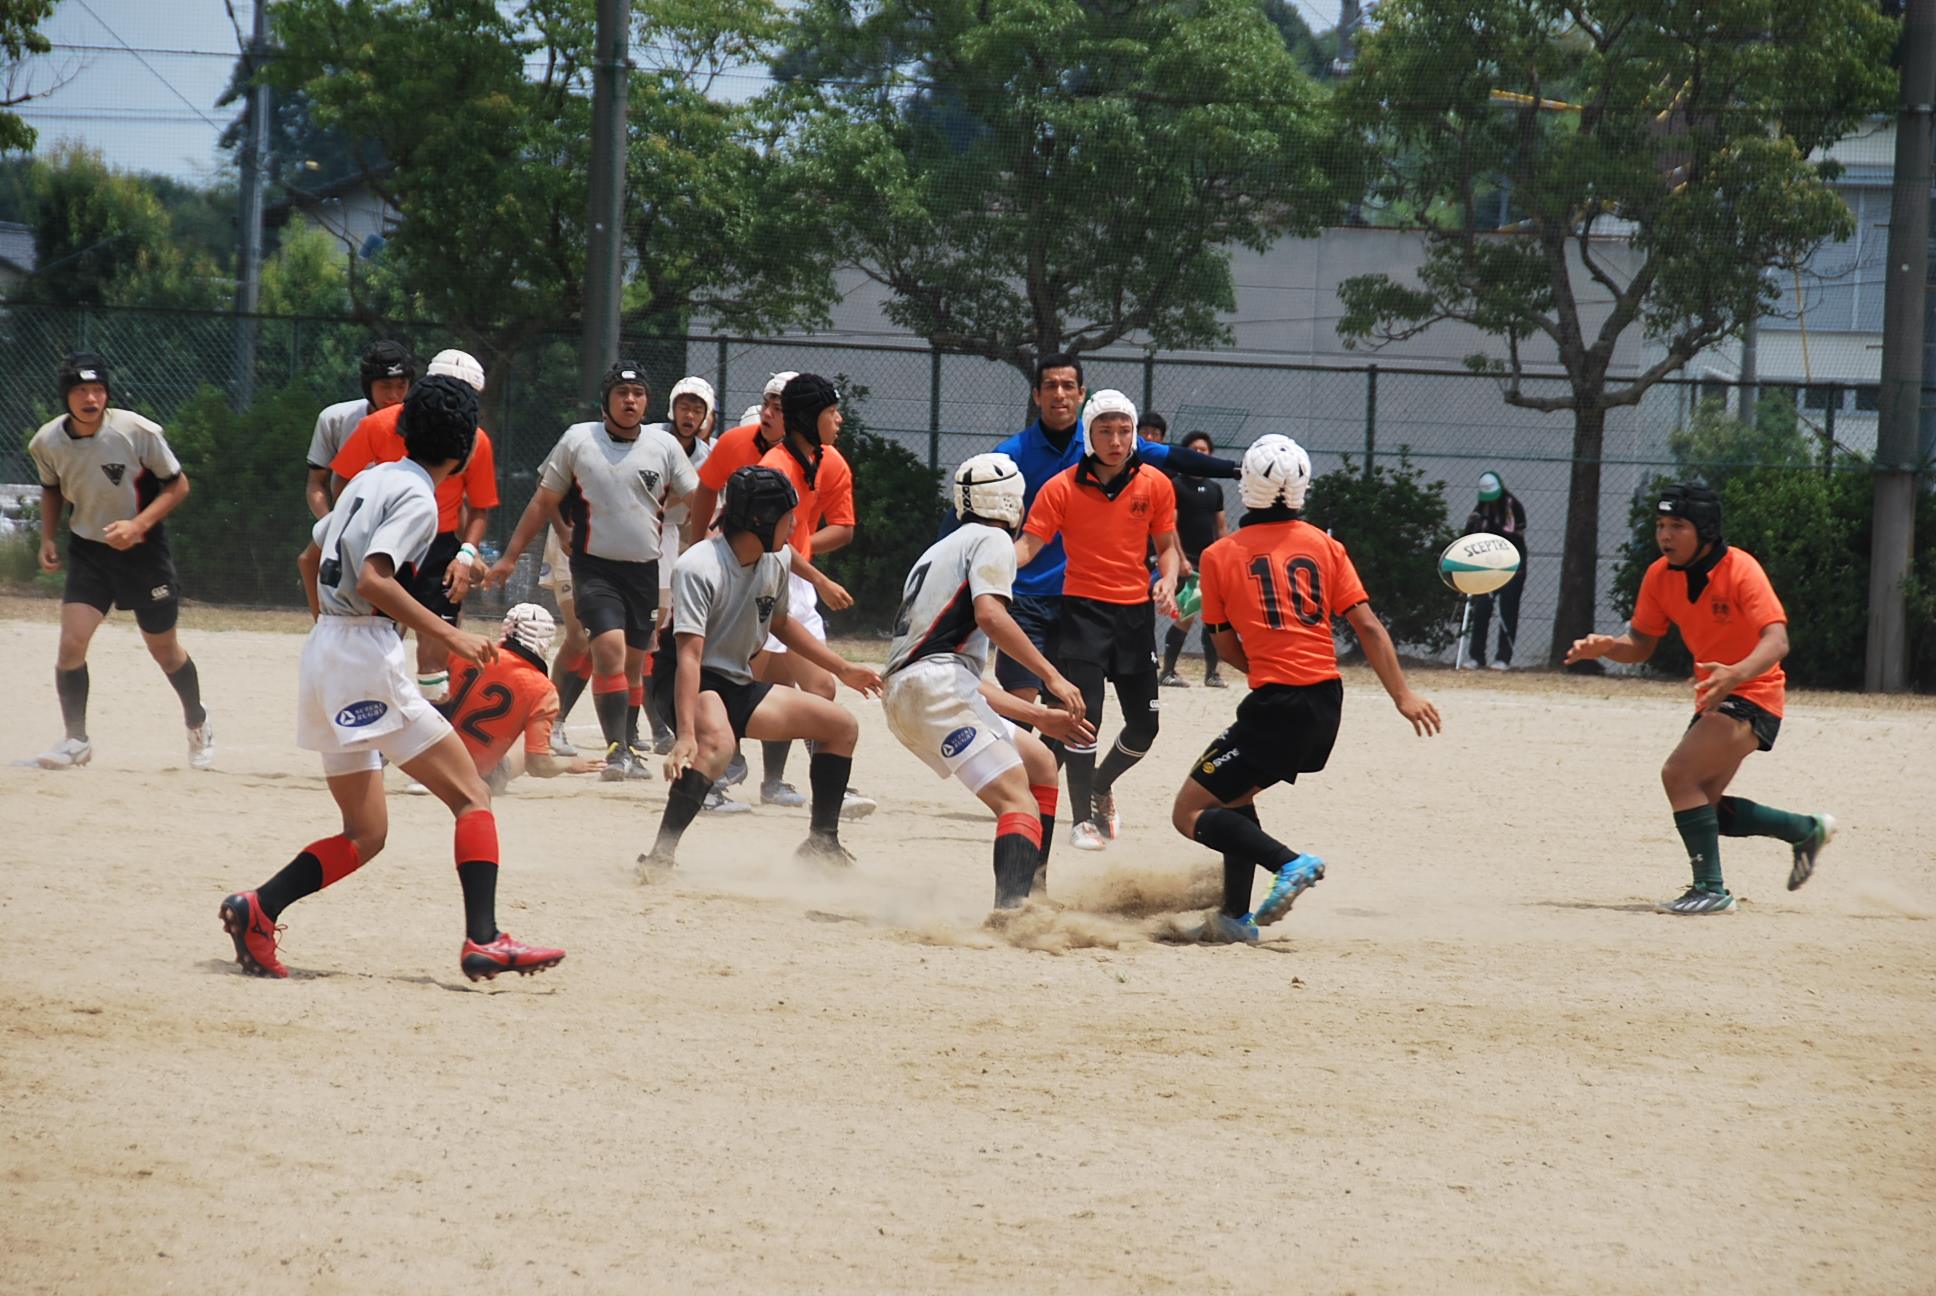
[37,736,93,770]
[548,727,579,758]
[1070,820,1109,852]
[840,788,878,820]
[188,719,216,770]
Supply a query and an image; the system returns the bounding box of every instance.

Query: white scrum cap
[669,375,716,421]
[763,370,800,400]
[953,451,1027,527]
[501,602,557,658]
[1239,434,1313,511]
[1079,388,1138,456]
[739,404,763,428]
[426,348,486,392]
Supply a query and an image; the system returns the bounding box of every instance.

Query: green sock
[1673,805,1724,891]
[1716,796,1814,844]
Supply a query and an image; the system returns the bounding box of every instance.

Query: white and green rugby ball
[1438,532,1520,595]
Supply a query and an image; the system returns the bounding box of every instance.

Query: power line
[66,0,230,133]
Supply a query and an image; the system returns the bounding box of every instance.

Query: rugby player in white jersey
[305,340,413,520]
[882,453,1096,909]
[219,375,565,982]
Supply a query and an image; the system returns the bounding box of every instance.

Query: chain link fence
[1,300,1919,676]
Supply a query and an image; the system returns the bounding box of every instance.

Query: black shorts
[1056,595,1159,678]
[64,534,180,634]
[1190,679,1345,801]
[993,593,1062,691]
[408,531,465,626]
[571,553,660,650]
[1690,694,1782,752]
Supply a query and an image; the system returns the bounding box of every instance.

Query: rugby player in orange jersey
[1013,389,1182,852]
[1170,434,1440,944]
[1565,482,1834,915]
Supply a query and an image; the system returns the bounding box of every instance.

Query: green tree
[774,0,1362,378]
[20,144,227,308]
[1303,451,1462,654]
[0,0,56,153]
[1335,0,1895,666]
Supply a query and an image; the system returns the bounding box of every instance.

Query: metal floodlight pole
[580,0,631,411]
[1866,0,1935,692]
[232,0,271,408]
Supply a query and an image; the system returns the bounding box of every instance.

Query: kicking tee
[1631,546,1788,716]
[445,645,559,774]
[1198,519,1369,688]
[1022,461,1177,605]
[885,522,1017,677]
[310,459,440,618]
[671,535,790,684]
[29,409,183,543]
[537,420,699,564]
[307,398,372,471]
[331,403,499,533]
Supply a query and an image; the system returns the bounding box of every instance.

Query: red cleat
[219,891,287,978]
[460,932,565,983]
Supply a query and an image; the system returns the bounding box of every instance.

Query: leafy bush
[1302,450,1461,655]
[819,381,944,632]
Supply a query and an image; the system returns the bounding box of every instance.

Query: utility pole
[1867,0,1934,692]
[232,0,270,407]
[580,0,631,409]
[1737,314,1758,424]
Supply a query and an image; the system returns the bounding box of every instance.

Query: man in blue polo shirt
[993,352,1239,702]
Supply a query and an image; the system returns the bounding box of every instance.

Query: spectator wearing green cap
[1462,470,1526,670]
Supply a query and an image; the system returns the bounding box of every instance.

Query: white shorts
[539,531,573,603]
[763,571,827,653]
[296,617,455,776]
[883,658,1021,793]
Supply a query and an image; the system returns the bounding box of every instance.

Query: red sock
[628,684,644,707]
[309,834,362,887]
[1031,784,1059,817]
[566,651,592,680]
[454,809,499,866]
[998,810,1044,848]
[593,672,628,696]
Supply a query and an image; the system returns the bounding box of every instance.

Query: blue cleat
[1254,853,1326,927]
[1203,912,1260,945]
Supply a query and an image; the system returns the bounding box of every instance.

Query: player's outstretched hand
[38,537,60,572]
[482,557,517,591]
[1036,705,1097,749]
[446,628,497,666]
[664,735,698,781]
[567,756,606,775]
[838,662,883,698]
[1395,690,1441,737]
[816,575,855,613]
[1043,671,1086,719]
[1563,633,1614,666]
[1693,661,1742,712]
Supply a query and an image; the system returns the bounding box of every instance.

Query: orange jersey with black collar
[696,422,768,493]
[1631,547,1787,716]
[444,649,560,775]
[330,403,499,533]
[1022,462,1177,604]
[758,442,856,562]
[1198,520,1369,687]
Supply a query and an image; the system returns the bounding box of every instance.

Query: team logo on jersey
[1710,598,1731,623]
[941,725,978,758]
[756,594,778,620]
[100,463,127,486]
[334,700,390,728]
[1130,498,1150,517]
[637,468,661,494]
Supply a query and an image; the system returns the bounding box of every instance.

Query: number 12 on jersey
[1248,555,1324,628]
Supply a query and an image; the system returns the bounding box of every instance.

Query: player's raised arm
[1342,602,1440,736]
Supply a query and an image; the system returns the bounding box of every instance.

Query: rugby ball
[1438,532,1520,595]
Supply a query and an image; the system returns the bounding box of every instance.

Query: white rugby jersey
[538,420,699,564]
[310,458,440,618]
[671,535,790,684]
[885,522,1017,676]
[28,409,183,543]
[306,398,372,470]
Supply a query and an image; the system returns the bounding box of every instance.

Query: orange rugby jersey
[1631,547,1788,716]
[1198,519,1369,687]
[758,441,850,562]
[817,446,856,529]
[695,422,771,494]
[444,648,560,775]
[1022,462,1177,604]
[330,403,499,533]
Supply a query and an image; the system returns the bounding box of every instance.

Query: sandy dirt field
[1,597,1932,1295]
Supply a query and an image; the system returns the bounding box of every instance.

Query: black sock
[1202,632,1220,677]
[1094,736,1148,795]
[255,852,324,922]
[1194,807,1296,871]
[626,703,642,749]
[165,657,207,728]
[1218,804,1262,916]
[554,670,589,723]
[593,689,628,749]
[1162,625,1186,677]
[653,769,712,855]
[56,664,89,741]
[763,740,791,785]
[808,751,852,837]
[1673,805,1724,890]
[993,831,1038,908]
[455,860,498,944]
[1066,749,1097,824]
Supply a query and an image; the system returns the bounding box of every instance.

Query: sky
[11,0,1350,184]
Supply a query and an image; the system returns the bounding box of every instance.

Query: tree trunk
[1550,402,1606,668]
